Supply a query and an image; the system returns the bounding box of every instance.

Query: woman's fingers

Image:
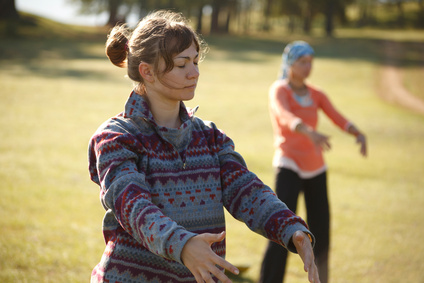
[309,131,331,151]
[322,138,331,151]
[292,231,320,283]
[207,263,233,283]
[204,232,239,275]
[181,232,239,283]
[214,252,239,276]
[356,134,367,157]
[207,231,226,244]
[198,268,215,283]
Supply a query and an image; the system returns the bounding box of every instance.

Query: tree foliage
[69,0,424,34]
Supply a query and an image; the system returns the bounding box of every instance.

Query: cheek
[161,71,184,86]
[305,66,312,74]
[300,64,311,74]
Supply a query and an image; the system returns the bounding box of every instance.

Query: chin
[181,91,196,101]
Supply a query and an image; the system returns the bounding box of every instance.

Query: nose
[187,63,199,80]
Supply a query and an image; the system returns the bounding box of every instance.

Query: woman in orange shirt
[259,41,367,283]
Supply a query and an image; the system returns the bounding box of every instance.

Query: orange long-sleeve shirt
[269,80,351,178]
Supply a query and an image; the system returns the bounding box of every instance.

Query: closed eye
[177,61,198,68]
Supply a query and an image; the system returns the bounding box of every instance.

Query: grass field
[1,16,424,282]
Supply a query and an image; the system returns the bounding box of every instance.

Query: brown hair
[105,10,207,92]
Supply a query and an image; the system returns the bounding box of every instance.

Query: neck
[288,77,305,89]
[288,78,308,96]
[145,93,182,128]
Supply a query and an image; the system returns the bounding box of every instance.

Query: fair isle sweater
[88,91,313,283]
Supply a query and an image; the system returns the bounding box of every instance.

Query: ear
[138,62,155,83]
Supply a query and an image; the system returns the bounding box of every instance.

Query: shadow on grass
[0,15,115,80]
[0,13,106,64]
[1,13,423,80]
[228,273,256,283]
[0,39,104,61]
[205,34,424,67]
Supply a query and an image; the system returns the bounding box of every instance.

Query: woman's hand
[347,125,367,157]
[296,123,331,151]
[307,131,331,151]
[292,231,321,283]
[355,133,367,157]
[181,232,239,283]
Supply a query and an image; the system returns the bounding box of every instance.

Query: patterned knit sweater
[88,91,312,283]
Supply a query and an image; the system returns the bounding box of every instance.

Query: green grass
[1,16,424,282]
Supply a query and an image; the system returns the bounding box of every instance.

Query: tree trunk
[417,0,424,27]
[263,0,273,31]
[224,0,236,34]
[302,4,312,34]
[224,9,230,33]
[396,0,404,27]
[211,0,222,33]
[196,4,203,33]
[107,0,123,26]
[0,0,19,20]
[288,15,295,34]
[324,0,334,37]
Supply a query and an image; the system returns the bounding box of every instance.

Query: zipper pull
[182,162,186,169]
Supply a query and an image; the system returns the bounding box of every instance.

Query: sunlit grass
[1,19,424,282]
[403,66,424,100]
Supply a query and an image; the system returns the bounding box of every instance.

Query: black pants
[259,168,330,283]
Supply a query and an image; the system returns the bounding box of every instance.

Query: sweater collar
[123,90,198,128]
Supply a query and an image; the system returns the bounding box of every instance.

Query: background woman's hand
[347,125,367,157]
[292,231,321,283]
[181,232,239,283]
[356,133,367,157]
[307,130,331,151]
[296,123,331,151]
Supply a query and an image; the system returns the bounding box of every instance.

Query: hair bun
[105,25,131,68]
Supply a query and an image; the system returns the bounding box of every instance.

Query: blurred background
[1,0,423,282]
[6,0,424,34]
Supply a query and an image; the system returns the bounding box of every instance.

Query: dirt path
[377,40,424,114]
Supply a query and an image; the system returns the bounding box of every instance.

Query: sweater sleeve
[270,82,303,132]
[212,125,314,252]
[88,120,196,264]
[317,91,351,131]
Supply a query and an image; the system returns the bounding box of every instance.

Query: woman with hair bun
[88,11,320,283]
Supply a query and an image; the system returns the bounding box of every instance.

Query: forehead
[173,42,198,59]
[295,55,313,62]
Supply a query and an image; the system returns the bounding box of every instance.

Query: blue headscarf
[280,41,314,79]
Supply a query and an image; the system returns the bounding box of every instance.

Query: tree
[0,0,19,20]
[208,0,239,34]
[393,0,405,27]
[418,0,424,27]
[70,0,135,26]
[72,0,238,34]
[324,0,335,36]
[307,0,354,36]
[275,0,303,33]
[211,0,224,33]
[107,0,124,25]
[263,0,273,31]
[301,0,321,34]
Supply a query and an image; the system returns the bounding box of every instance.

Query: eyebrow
[175,53,199,60]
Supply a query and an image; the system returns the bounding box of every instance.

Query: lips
[185,84,197,89]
